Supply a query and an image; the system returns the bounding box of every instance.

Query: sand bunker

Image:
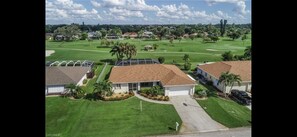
[46,50,55,57]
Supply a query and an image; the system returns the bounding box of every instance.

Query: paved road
[170,96,228,133]
[148,127,251,137]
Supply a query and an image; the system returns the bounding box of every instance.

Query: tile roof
[109,64,196,86]
[197,61,251,81]
[46,66,91,86]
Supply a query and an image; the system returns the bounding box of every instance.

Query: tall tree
[218,72,242,97]
[220,19,227,37]
[241,34,247,46]
[53,24,81,41]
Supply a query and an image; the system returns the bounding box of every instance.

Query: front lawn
[197,97,251,128]
[46,97,182,137]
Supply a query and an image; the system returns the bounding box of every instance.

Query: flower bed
[139,93,169,101]
[103,91,135,101]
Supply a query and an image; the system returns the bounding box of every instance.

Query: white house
[197,61,251,94]
[45,66,91,95]
[109,64,197,96]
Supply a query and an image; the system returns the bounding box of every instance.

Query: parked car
[230,89,252,105]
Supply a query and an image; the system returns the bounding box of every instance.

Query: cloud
[108,7,144,18]
[156,3,192,19]
[102,0,159,11]
[91,0,101,8]
[205,0,249,15]
[46,0,102,22]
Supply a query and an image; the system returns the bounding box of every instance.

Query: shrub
[157,97,162,101]
[164,96,169,101]
[74,93,84,99]
[158,57,165,64]
[83,79,87,84]
[196,90,207,98]
[184,62,191,70]
[94,61,103,65]
[121,94,124,97]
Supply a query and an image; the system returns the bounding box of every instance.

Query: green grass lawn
[197,97,251,128]
[97,64,112,82]
[46,36,251,64]
[46,97,182,137]
[81,65,104,93]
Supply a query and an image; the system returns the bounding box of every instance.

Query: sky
[46,0,251,24]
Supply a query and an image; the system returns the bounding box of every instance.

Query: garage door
[47,86,65,94]
[168,87,190,96]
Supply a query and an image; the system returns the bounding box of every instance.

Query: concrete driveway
[170,96,228,133]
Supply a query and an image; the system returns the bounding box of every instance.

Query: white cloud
[102,0,159,11]
[46,0,102,23]
[108,7,144,18]
[205,0,249,15]
[156,3,192,19]
[216,10,232,19]
[91,0,101,8]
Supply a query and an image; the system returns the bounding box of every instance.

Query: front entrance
[128,83,138,91]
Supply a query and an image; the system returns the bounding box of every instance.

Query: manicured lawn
[81,65,104,93]
[46,97,182,137]
[197,97,251,128]
[46,36,251,64]
[97,64,112,82]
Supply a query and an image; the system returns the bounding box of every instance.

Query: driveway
[170,96,228,133]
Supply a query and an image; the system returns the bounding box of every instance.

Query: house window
[205,73,207,77]
[140,82,153,87]
[115,84,121,89]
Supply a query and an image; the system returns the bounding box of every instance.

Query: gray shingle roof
[46,67,91,86]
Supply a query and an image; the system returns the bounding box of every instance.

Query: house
[197,61,251,94]
[122,32,138,39]
[45,66,91,95]
[142,31,154,38]
[55,35,65,41]
[88,32,98,39]
[109,64,197,96]
[106,34,119,39]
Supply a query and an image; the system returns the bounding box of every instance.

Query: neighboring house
[106,34,119,39]
[183,34,189,38]
[46,33,53,40]
[109,64,197,96]
[142,31,154,38]
[45,66,91,95]
[88,32,98,39]
[122,32,138,39]
[197,61,251,94]
[55,35,65,41]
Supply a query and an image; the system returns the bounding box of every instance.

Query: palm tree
[93,80,113,97]
[218,72,242,97]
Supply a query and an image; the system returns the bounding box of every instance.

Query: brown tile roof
[109,64,196,86]
[46,67,91,86]
[197,61,251,81]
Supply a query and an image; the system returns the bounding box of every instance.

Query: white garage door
[47,86,65,94]
[168,86,190,96]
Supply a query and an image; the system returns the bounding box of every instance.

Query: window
[115,84,121,89]
[205,73,207,77]
[140,82,153,87]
